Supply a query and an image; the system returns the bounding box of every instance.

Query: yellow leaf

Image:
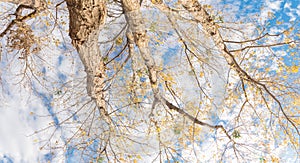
[81,130,86,136]
[283,30,290,36]
[55,39,60,46]
[267,12,274,18]
[284,38,291,43]
[45,21,50,26]
[291,65,299,73]
[276,66,283,73]
[292,117,300,125]
[119,157,125,162]
[116,37,123,45]
[151,0,162,4]
[291,52,296,56]
[199,71,204,77]
[137,70,143,77]
[271,156,279,163]
[160,72,174,82]
[276,21,282,25]
[133,97,142,103]
[204,5,212,9]
[293,96,300,106]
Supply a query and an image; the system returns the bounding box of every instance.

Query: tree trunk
[66,0,107,110]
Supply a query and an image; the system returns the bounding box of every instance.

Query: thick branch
[66,0,107,111]
[0,5,37,38]
[122,1,233,140]
[229,41,296,52]
[122,0,159,95]
[163,98,232,140]
[179,0,300,136]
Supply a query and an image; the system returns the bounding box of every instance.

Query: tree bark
[178,0,253,80]
[122,0,159,94]
[66,0,107,110]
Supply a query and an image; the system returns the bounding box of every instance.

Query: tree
[0,0,299,162]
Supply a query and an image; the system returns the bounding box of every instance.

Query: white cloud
[284,2,291,9]
[0,93,51,162]
[266,0,283,10]
[260,0,284,23]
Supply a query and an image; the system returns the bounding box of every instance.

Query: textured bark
[66,0,107,110]
[66,0,106,45]
[179,0,249,79]
[179,0,232,63]
[122,0,158,95]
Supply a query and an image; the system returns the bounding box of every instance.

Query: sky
[0,0,299,162]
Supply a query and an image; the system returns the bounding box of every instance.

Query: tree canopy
[0,0,299,162]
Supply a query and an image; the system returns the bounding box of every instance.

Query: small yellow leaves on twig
[116,37,123,45]
[292,96,300,106]
[45,20,50,27]
[286,65,299,74]
[81,130,86,136]
[137,69,143,77]
[290,65,299,73]
[276,66,284,73]
[160,72,175,83]
[54,39,60,46]
[284,38,291,43]
[267,12,275,19]
[232,130,241,138]
[276,21,282,25]
[292,117,300,125]
[156,127,161,133]
[188,125,202,136]
[87,140,93,145]
[203,4,212,9]
[151,0,163,4]
[133,97,142,103]
[119,157,126,162]
[199,71,204,78]
[271,156,279,163]
[283,30,290,36]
